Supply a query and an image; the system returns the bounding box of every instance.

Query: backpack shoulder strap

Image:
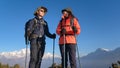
[32,18,38,30]
[70,17,74,27]
[33,18,37,25]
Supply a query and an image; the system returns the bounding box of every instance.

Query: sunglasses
[40,9,45,12]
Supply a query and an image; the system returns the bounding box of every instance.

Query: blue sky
[0,0,120,56]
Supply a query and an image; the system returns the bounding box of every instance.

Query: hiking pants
[59,44,76,68]
[29,38,45,68]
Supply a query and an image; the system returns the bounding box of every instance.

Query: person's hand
[52,33,56,39]
[61,28,66,34]
[72,26,77,33]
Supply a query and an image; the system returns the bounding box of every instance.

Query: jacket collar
[35,16,43,20]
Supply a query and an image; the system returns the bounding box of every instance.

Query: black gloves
[60,27,77,35]
[52,33,56,39]
[72,26,77,33]
[61,28,66,34]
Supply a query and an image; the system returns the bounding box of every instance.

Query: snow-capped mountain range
[0,47,120,68]
[0,48,60,68]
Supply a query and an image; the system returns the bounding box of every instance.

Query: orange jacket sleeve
[56,21,62,35]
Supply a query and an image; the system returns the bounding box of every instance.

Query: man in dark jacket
[25,6,56,68]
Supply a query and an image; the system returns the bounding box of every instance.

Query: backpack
[24,19,31,45]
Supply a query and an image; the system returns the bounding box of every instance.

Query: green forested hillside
[0,62,22,68]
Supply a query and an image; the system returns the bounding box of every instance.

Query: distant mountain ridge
[0,47,120,68]
[81,47,120,68]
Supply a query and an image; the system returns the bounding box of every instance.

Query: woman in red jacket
[56,8,81,68]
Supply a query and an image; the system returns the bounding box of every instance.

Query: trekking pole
[63,34,66,68]
[52,39,55,68]
[75,34,82,68]
[25,44,28,68]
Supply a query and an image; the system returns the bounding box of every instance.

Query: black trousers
[59,44,76,68]
[29,38,45,68]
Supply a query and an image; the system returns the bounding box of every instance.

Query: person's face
[62,11,69,18]
[37,8,46,17]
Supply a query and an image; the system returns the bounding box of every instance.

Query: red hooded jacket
[56,16,81,45]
